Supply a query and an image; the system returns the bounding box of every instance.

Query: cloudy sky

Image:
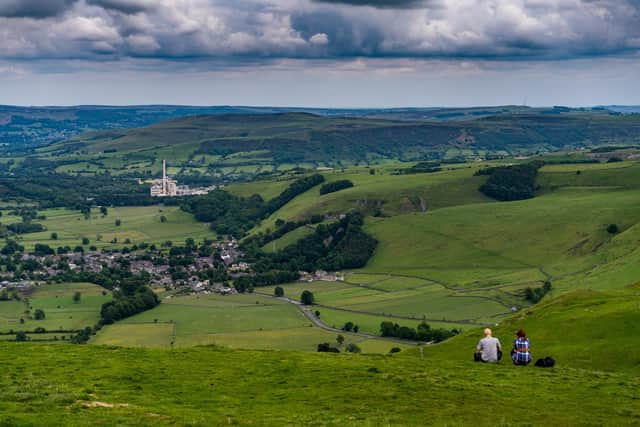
[1,0,639,107]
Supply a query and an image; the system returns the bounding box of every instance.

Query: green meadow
[0,282,111,339]
[1,337,638,426]
[2,206,216,251]
[93,293,403,353]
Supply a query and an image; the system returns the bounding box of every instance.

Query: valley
[1,108,639,425]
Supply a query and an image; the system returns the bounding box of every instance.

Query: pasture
[0,282,111,338]
[92,293,403,353]
[2,206,216,251]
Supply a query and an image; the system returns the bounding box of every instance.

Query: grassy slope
[425,287,640,374]
[233,160,640,337]
[0,340,638,426]
[247,164,494,235]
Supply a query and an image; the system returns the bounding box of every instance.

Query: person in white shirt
[475,328,502,362]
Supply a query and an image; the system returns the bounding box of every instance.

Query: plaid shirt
[512,337,531,365]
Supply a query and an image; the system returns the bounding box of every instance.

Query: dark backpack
[535,356,555,368]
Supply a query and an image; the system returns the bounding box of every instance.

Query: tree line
[319,180,354,195]
[380,321,459,343]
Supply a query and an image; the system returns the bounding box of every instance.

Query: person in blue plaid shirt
[511,329,532,365]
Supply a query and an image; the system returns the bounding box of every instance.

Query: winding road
[256,292,424,346]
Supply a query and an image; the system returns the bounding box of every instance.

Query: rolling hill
[35,110,640,177]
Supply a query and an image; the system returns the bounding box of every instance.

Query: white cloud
[310,32,329,45]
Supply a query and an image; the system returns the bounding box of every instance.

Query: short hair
[484,328,492,336]
[516,329,526,338]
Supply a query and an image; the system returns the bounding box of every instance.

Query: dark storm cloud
[0,0,76,18]
[0,0,639,64]
[312,0,427,8]
[85,0,152,14]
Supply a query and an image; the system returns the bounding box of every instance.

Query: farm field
[2,206,216,251]
[0,282,111,336]
[92,293,402,353]
[257,279,508,326]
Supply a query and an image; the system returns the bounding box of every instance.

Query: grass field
[0,282,111,334]
[0,338,638,426]
[2,206,216,251]
[93,293,403,353]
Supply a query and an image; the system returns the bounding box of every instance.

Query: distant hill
[42,110,640,168]
[0,104,627,153]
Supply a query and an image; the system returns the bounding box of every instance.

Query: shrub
[317,343,340,353]
[345,343,362,353]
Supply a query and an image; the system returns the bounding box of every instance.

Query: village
[0,238,344,296]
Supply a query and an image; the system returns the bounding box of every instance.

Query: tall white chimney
[163,160,167,194]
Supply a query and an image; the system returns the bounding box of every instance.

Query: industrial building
[150,160,216,197]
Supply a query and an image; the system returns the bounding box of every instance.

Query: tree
[72,292,81,304]
[342,321,354,332]
[607,224,619,234]
[115,219,122,226]
[100,206,108,216]
[301,290,315,305]
[82,237,90,245]
[274,286,284,297]
[336,334,345,346]
[33,309,45,320]
[346,343,361,353]
[51,232,58,240]
[15,331,28,342]
[160,215,167,223]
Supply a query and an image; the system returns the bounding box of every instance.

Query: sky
[1,0,639,107]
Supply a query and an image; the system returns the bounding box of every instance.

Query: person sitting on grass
[475,328,502,363]
[511,329,532,366]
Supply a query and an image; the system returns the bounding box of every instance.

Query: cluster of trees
[524,281,552,303]
[183,174,325,238]
[341,321,360,333]
[477,161,544,201]
[0,167,155,209]
[100,281,159,324]
[317,340,361,353]
[181,190,265,238]
[233,271,299,293]
[380,321,460,343]
[237,213,377,292]
[319,180,354,195]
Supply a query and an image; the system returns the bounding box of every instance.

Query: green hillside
[32,111,640,179]
[2,314,638,426]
